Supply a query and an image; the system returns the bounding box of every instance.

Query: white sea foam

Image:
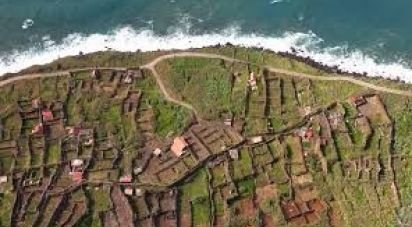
[1,25,412,82]
[270,0,286,4]
[21,18,34,30]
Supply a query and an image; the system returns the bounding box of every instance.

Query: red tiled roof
[119,175,132,183]
[70,171,83,184]
[42,109,54,121]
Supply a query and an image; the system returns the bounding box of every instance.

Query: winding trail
[0,67,127,87]
[140,52,412,118]
[1,52,411,116]
[141,52,412,98]
[265,66,412,97]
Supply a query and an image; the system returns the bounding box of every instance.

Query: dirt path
[1,52,411,114]
[141,52,248,69]
[140,52,412,119]
[141,51,412,97]
[264,66,412,97]
[0,67,127,88]
[144,64,200,118]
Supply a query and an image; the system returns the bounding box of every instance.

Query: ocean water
[1,0,412,81]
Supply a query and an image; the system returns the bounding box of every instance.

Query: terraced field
[1,46,412,226]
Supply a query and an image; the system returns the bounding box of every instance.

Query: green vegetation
[179,169,211,225]
[46,143,61,164]
[86,187,112,212]
[237,178,255,197]
[0,193,14,226]
[180,169,209,200]
[135,75,190,137]
[231,148,254,180]
[2,46,412,227]
[156,58,245,119]
[192,197,211,225]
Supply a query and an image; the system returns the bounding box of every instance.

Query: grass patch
[192,196,211,225]
[157,58,235,119]
[231,148,254,180]
[46,143,61,164]
[136,75,190,137]
[237,178,255,197]
[86,187,112,212]
[180,169,209,201]
[0,193,14,226]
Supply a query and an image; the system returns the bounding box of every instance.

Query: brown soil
[358,95,391,124]
[328,203,342,227]
[156,213,177,227]
[255,184,278,205]
[234,198,256,218]
[111,187,134,227]
[179,213,191,227]
[214,215,226,227]
[262,214,276,227]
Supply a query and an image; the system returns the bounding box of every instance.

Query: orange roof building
[171,136,188,157]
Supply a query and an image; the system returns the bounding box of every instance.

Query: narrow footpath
[1,52,412,110]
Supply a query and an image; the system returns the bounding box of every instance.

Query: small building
[91,68,101,79]
[124,187,133,196]
[327,112,343,127]
[171,137,188,157]
[66,126,81,136]
[70,172,83,184]
[248,72,258,91]
[224,117,233,127]
[349,95,367,107]
[133,167,143,175]
[119,175,132,183]
[0,176,7,184]
[296,127,314,141]
[123,71,134,84]
[228,149,239,160]
[70,159,84,183]
[135,188,143,197]
[249,136,263,144]
[42,109,54,122]
[31,123,44,134]
[303,106,312,116]
[153,148,162,157]
[71,159,84,169]
[83,138,94,146]
[32,98,41,109]
[305,128,314,139]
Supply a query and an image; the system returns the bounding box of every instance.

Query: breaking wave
[1,25,412,82]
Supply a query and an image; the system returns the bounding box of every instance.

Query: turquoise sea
[1,0,412,81]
